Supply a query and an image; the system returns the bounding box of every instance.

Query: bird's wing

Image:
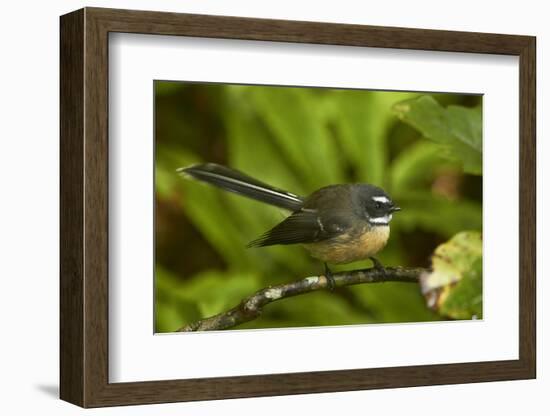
[247,209,351,247]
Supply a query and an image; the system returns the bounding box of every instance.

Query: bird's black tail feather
[177,163,304,211]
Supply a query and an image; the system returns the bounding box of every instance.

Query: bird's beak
[390,206,401,212]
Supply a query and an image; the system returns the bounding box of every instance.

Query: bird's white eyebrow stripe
[372,196,390,203]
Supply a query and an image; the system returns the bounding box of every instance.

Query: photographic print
[154,81,483,333]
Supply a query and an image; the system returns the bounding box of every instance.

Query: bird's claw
[324,263,336,291]
[370,257,387,279]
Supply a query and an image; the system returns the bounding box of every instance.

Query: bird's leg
[324,263,336,291]
[369,257,387,279]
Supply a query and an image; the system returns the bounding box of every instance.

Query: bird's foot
[369,257,387,279]
[324,263,336,291]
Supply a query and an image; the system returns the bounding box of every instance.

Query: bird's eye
[375,201,382,209]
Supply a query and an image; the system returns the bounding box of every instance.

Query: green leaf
[245,87,344,188]
[155,266,262,332]
[334,90,418,185]
[155,147,257,267]
[420,231,483,319]
[440,258,482,319]
[209,111,311,272]
[390,140,452,195]
[247,290,375,328]
[177,270,260,319]
[352,282,441,323]
[393,96,482,175]
[154,80,184,96]
[155,267,203,332]
[396,191,482,237]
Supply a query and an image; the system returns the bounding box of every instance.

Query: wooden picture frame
[60,7,536,407]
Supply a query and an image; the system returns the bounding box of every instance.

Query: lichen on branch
[177,266,426,332]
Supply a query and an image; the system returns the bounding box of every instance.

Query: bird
[177,163,401,289]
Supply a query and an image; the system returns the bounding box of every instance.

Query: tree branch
[177,266,427,332]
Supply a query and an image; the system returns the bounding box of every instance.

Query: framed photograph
[60,7,536,407]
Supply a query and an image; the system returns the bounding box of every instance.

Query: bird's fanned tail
[177,163,304,211]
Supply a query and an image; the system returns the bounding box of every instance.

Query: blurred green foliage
[154,81,482,332]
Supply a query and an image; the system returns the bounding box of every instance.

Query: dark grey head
[352,184,401,226]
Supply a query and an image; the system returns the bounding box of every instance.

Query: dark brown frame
[60,7,536,408]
